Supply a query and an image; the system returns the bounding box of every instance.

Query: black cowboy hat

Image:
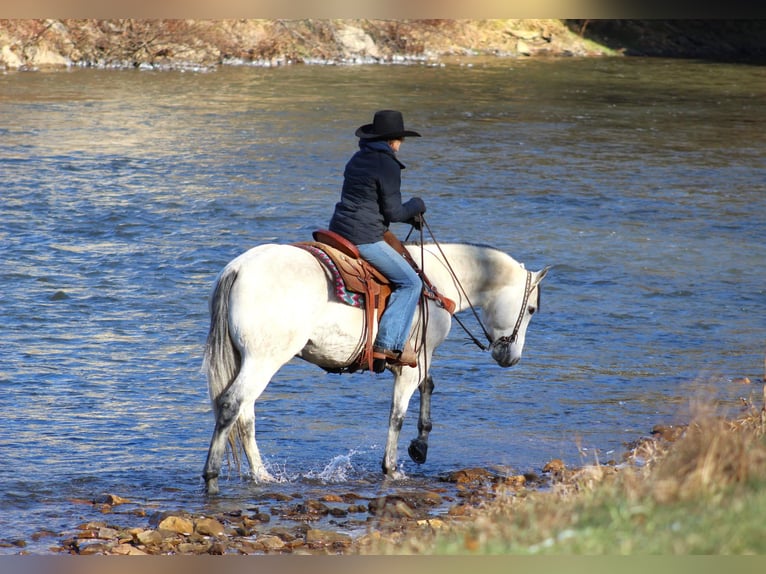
[355,110,422,140]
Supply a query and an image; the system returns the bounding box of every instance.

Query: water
[1,58,764,552]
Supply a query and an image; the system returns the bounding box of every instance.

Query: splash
[303,447,379,483]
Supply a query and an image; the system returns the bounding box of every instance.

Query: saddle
[295,229,456,372]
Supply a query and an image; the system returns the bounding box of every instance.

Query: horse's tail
[202,265,245,467]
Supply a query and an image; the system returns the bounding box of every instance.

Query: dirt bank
[2,19,764,71]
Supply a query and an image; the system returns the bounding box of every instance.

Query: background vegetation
[1,19,765,70]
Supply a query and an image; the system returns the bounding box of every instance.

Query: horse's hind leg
[408,374,434,465]
[203,409,237,495]
[236,407,273,482]
[203,360,274,494]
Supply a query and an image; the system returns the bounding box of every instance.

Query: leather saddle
[295,229,455,372]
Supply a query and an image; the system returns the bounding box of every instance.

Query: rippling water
[1,58,765,552]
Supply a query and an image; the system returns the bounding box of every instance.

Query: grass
[366,384,766,555]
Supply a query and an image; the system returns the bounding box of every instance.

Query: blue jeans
[357,240,422,352]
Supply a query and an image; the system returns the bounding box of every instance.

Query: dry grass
[362,383,766,554]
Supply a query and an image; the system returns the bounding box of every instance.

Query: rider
[328,110,426,368]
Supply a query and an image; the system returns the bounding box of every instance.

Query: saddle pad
[301,244,365,308]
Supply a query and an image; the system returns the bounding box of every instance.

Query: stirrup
[373,344,417,368]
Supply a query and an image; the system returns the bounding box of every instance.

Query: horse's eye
[528,307,536,315]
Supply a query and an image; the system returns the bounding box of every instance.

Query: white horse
[202,241,549,494]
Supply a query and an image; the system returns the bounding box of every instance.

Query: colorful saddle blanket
[300,244,365,308]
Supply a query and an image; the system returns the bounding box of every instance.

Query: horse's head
[484,265,550,368]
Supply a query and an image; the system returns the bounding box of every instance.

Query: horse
[201,240,549,494]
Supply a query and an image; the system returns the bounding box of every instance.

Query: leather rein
[409,216,534,352]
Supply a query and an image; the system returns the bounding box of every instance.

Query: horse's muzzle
[490,341,520,368]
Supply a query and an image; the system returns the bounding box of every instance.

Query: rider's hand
[408,214,423,230]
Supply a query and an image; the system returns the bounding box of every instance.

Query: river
[1,57,764,552]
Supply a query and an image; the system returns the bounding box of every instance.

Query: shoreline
[2,20,765,72]
[0,416,730,555]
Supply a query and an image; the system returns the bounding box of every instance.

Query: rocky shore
[2,464,570,555]
[2,431,671,556]
[1,19,765,71]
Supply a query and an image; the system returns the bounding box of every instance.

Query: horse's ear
[533,265,552,285]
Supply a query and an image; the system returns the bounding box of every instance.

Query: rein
[408,216,495,352]
[407,216,534,352]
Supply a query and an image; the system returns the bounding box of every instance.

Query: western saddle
[295,229,456,372]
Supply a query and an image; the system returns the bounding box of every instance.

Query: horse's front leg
[382,367,423,476]
[407,374,434,465]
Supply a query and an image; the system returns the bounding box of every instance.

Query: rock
[336,25,381,59]
[502,474,527,488]
[96,527,119,539]
[543,459,566,474]
[508,28,541,41]
[256,535,286,551]
[195,517,225,537]
[416,518,447,530]
[442,468,495,484]
[651,424,685,442]
[304,500,330,514]
[135,529,163,546]
[447,503,472,516]
[111,543,148,555]
[419,491,443,506]
[306,529,351,548]
[267,527,297,542]
[158,515,194,535]
[355,531,382,547]
[93,494,130,505]
[516,39,532,56]
[1,45,22,69]
[255,491,293,502]
[77,541,113,555]
[177,542,211,554]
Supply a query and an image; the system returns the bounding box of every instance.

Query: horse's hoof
[408,439,428,464]
[251,469,277,483]
[205,478,220,496]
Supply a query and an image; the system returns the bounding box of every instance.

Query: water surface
[1,58,764,552]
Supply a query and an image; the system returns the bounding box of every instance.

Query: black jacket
[329,140,425,245]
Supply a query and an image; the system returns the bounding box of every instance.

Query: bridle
[492,269,533,347]
[408,217,536,353]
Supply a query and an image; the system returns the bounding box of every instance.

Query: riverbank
[5,385,764,555]
[2,19,765,71]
